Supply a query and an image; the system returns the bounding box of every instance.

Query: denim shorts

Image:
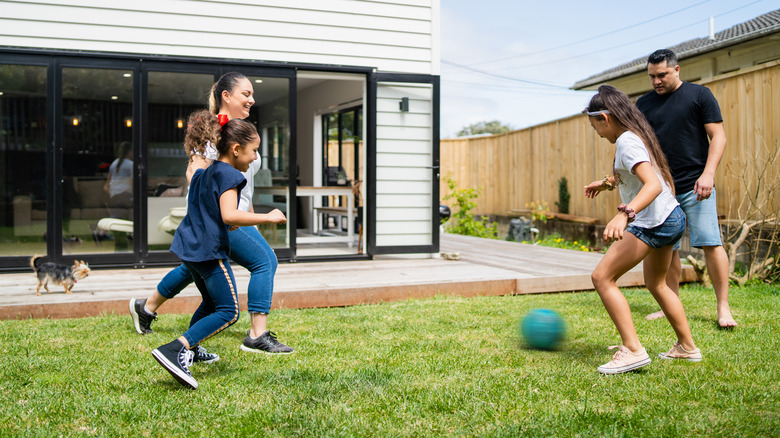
[627,205,686,249]
[675,188,723,249]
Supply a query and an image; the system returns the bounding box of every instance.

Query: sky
[439,0,778,138]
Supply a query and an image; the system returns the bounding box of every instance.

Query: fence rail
[440,61,780,225]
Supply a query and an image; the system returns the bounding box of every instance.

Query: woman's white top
[189,141,261,213]
[614,131,678,229]
[108,158,133,197]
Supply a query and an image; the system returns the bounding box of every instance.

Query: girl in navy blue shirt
[152,110,285,389]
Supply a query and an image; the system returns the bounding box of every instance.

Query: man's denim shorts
[675,188,723,249]
[627,205,686,250]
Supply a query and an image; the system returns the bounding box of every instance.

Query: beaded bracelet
[617,203,636,223]
[602,175,615,191]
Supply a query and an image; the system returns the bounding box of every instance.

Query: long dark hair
[208,72,247,115]
[586,85,675,194]
[116,141,132,169]
[184,109,258,158]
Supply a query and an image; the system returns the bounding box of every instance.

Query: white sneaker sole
[239,343,294,355]
[152,349,198,389]
[598,357,651,375]
[129,298,144,335]
[658,353,702,362]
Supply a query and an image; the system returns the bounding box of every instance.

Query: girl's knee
[591,270,608,289]
[223,309,240,327]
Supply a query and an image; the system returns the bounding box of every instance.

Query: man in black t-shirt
[636,49,736,328]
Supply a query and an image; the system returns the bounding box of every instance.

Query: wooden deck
[0,233,696,320]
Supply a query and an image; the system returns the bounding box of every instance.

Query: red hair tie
[217,114,229,128]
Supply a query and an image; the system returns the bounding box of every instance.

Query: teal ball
[521,309,566,350]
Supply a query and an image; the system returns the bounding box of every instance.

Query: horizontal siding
[376,234,431,246]
[375,82,434,248]
[376,194,431,208]
[376,207,431,221]
[375,139,433,154]
[0,0,438,74]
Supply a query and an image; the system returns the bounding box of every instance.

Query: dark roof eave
[571,23,780,90]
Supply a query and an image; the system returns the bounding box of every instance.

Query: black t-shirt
[636,82,723,193]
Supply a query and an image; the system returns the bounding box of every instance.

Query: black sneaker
[152,339,198,389]
[240,330,294,354]
[192,345,220,364]
[129,297,157,334]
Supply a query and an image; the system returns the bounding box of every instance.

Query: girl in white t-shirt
[583,85,701,375]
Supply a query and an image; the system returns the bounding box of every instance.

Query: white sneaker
[597,345,651,375]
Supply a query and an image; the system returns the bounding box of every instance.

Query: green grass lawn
[1,283,778,437]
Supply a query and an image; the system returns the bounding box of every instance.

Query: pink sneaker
[658,342,702,362]
[597,345,651,375]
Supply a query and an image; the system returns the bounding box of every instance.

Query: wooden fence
[440,60,780,225]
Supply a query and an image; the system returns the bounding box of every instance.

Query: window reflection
[0,64,48,255]
[147,71,212,251]
[62,67,134,254]
[248,76,290,248]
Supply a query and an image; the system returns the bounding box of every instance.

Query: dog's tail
[30,255,45,272]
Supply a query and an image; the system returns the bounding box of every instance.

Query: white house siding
[0,0,440,75]
[375,82,433,246]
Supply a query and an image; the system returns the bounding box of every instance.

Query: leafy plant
[555,176,570,214]
[442,176,498,239]
[525,200,549,223]
[456,120,513,137]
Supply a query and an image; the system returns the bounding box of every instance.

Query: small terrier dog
[30,255,91,296]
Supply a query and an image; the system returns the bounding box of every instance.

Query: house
[572,9,780,95]
[0,0,441,271]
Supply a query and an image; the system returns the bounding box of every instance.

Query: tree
[456,120,513,137]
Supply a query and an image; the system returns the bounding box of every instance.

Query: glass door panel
[146,71,213,251]
[248,75,290,249]
[61,67,134,255]
[0,64,48,256]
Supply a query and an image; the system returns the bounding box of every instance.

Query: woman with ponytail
[583,85,701,375]
[153,111,287,389]
[131,73,294,363]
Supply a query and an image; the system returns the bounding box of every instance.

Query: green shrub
[555,176,570,214]
[442,176,498,239]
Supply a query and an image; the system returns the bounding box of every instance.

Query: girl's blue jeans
[181,259,240,348]
[158,226,278,314]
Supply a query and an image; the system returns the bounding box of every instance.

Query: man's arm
[695,121,726,201]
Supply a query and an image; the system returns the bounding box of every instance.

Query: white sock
[144,304,154,314]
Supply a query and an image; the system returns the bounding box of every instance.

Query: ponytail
[184,109,220,157]
[183,109,258,158]
[586,85,675,194]
[208,72,248,115]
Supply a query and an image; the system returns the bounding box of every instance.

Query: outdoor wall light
[124,117,132,128]
[71,116,81,126]
[176,118,184,129]
[111,95,119,100]
[255,79,263,84]
[399,97,409,112]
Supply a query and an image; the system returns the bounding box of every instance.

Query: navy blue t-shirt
[170,161,246,262]
[636,81,723,193]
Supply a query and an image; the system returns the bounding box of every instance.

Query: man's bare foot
[718,309,737,328]
[645,310,666,321]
